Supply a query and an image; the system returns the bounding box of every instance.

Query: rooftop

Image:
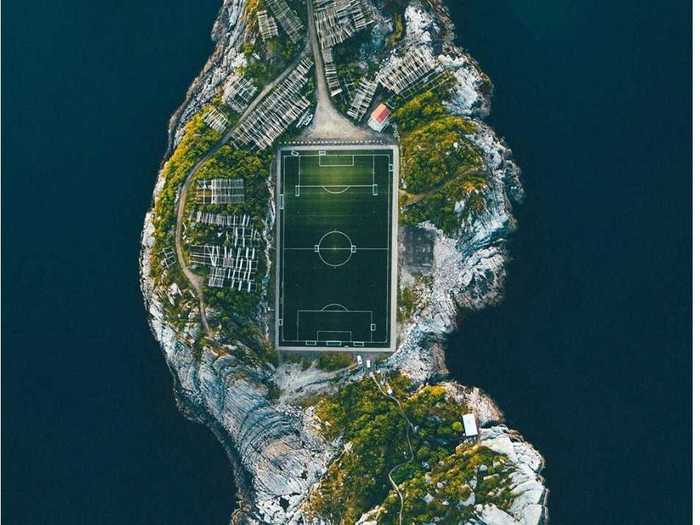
[462,414,479,438]
[370,103,390,124]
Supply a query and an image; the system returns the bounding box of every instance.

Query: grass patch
[398,284,419,322]
[392,78,456,134]
[401,116,482,194]
[318,353,355,371]
[385,11,404,47]
[149,110,222,289]
[399,115,487,233]
[307,376,481,524]
[376,443,515,524]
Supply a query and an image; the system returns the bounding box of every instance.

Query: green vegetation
[210,94,240,125]
[182,146,272,326]
[150,110,222,288]
[377,443,515,524]
[385,11,404,47]
[401,116,482,193]
[398,115,488,233]
[318,353,355,371]
[243,0,263,28]
[282,352,314,370]
[398,284,419,322]
[280,352,353,372]
[393,86,451,134]
[307,374,412,523]
[239,0,304,89]
[390,76,496,233]
[307,376,504,524]
[401,172,488,233]
[240,36,300,88]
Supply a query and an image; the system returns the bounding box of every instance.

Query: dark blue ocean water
[445,1,691,524]
[3,1,236,523]
[3,1,691,524]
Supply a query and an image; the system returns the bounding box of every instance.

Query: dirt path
[371,372,415,525]
[302,0,376,141]
[174,152,216,335]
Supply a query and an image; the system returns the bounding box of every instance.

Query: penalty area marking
[316,230,355,268]
[287,152,389,197]
[318,154,355,167]
[295,306,378,343]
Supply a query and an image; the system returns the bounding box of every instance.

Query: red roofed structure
[368,103,391,132]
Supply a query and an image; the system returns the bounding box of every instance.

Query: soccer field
[275,145,399,352]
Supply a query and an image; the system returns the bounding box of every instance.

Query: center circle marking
[317,230,354,268]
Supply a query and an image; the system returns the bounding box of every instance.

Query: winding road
[371,372,415,525]
[174,152,213,334]
[302,0,372,140]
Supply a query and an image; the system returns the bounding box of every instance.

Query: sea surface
[444,1,691,524]
[3,1,235,523]
[2,1,691,524]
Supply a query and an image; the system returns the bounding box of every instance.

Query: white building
[368,103,390,132]
[462,413,479,439]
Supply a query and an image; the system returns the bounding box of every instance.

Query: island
[140,0,548,523]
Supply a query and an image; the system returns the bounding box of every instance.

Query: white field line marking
[284,247,388,250]
[318,153,355,167]
[280,150,393,346]
[295,309,377,344]
[316,330,353,341]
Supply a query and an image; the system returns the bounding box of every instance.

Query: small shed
[401,226,435,271]
[462,414,479,439]
[368,103,391,132]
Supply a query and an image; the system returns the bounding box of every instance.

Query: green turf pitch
[276,146,398,351]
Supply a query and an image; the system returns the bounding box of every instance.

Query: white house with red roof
[368,103,391,132]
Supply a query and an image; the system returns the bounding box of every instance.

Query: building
[462,413,479,439]
[230,58,313,150]
[203,108,229,133]
[223,77,258,113]
[346,78,377,120]
[378,47,444,98]
[266,0,304,42]
[368,103,390,132]
[257,10,279,41]
[401,226,434,271]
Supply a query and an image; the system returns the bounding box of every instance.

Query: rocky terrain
[140,0,548,523]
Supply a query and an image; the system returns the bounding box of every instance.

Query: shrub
[401,115,482,194]
[392,77,456,133]
[307,377,486,524]
[150,110,222,286]
[318,353,355,371]
[399,114,489,233]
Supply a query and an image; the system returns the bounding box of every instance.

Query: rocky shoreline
[140,0,548,523]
